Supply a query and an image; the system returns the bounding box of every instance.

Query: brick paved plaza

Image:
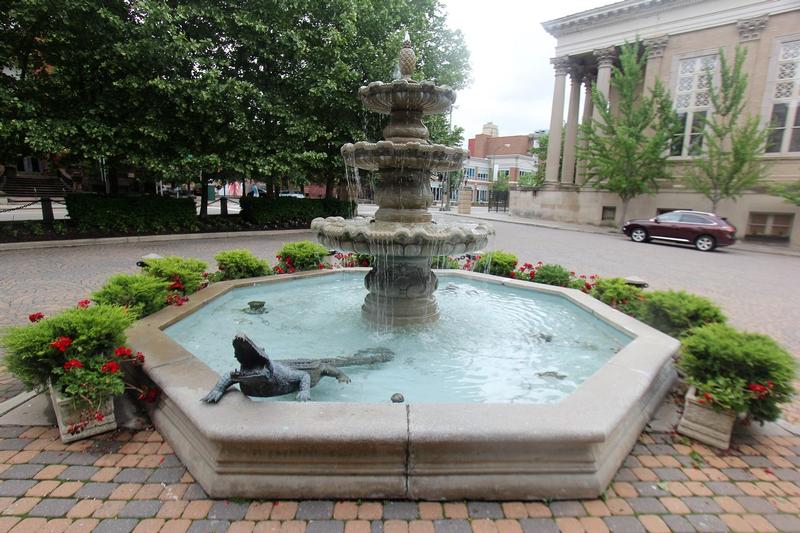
[1,223,799,532]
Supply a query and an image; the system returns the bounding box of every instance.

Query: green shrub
[333,252,372,267]
[2,304,135,391]
[141,256,208,294]
[214,249,272,280]
[431,256,460,269]
[590,277,644,314]
[92,274,170,318]
[472,251,517,277]
[679,324,796,422]
[531,263,572,286]
[65,194,197,234]
[276,241,330,273]
[240,197,355,228]
[635,290,726,338]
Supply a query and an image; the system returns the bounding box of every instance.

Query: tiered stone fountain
[312,37,493,325]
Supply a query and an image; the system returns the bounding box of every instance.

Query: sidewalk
[434,207,800,258]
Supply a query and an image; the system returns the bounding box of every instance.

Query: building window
[766,40,800,153]
[671,54,716,156]
[601,206,617,221]
[476,189,488,203]
[497,169,510,178]
[746,212,794,240]
[477,170,488,181]
[464,167,476,178]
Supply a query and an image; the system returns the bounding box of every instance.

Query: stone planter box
[49,382,117,443]
[677,386,736,449]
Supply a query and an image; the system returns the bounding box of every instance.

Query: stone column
[576,72,595,182]
[643,36,669,91]
[592,47,616,123]
[545,56,570,183]
[560,65,583,184]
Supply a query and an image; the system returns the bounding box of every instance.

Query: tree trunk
[711,198,719,213]
[266,176,275,200]
[325,175,335,198]
[199,171,208,218]
[618,198,630,229]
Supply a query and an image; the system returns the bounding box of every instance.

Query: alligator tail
[329,347,395,367]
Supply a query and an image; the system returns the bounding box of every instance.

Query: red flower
[318,263,325,269]
[288,267,296,273]
[115,346,133,358]
[28,312,45,322]
[135,352,145,365]
[50,336,72,352]
[169,280,185,291]
[101,361,120,374]
[94,411,105,422]
[137,386,159,403]
[202,272,209,278]
[76,299,90,309]
[63,359,83,371]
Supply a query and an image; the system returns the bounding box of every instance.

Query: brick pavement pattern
[0,425,796,532]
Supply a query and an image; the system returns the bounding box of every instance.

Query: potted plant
[677,323,796,449]
[1,301,156,442]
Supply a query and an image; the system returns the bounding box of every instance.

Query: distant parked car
[246,187,268,197]
[622,210,737,252]
[279,191,306,199]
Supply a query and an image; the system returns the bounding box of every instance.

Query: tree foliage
[0,0,470,197]
[770,180,800,206]
[579,41,679,224]
[684,46,768,212]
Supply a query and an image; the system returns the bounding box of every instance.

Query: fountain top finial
[399,32,416,80]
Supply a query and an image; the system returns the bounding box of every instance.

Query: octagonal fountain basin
[126,269,679,500]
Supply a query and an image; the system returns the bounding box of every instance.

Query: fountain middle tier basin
[311,216,493,256]
[341,140,467,172]
[127,270,680,500]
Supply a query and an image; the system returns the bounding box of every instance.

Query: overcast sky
[441,0,611,144]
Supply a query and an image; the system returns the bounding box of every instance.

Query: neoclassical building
[512,0,800,248]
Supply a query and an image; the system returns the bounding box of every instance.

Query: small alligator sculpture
[201,332,394,402]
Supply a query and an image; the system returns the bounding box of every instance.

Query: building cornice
[542,0,703,38]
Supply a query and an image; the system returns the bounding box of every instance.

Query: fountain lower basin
[126,269,679,500]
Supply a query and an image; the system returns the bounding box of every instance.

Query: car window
[680,213,713,224]
[657,212,682,222]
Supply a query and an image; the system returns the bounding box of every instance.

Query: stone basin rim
[126,268,679,499]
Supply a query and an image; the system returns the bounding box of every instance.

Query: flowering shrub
[590,277,644,314]
[509,262,597,292]
[140,256,208,294]
[470,251,518,277]
[334,252,372,268]
[92,274,171,318]
[2,303,159,431]
[213,249,272,280]
[635,290,726,338]
[679,323,796,422]
[275,241,330,273]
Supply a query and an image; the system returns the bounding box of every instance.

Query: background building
[434,122,539,204]
[514,0,800,247]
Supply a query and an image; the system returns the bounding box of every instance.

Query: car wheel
[630,227,649,243]
[694,234,716,252]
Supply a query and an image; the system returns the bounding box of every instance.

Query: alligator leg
[200,373,235,403]
[296,373,312,401]
[320,364,351,383]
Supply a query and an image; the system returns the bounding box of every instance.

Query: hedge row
[239,197,355,228]
[65,194,197,233]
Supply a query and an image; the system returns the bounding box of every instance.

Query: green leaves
[684,46,769,211]
[579,41,680,221]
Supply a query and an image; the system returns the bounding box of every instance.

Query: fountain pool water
[164,272,631,404]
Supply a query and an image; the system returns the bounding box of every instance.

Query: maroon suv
[622,210,737,252]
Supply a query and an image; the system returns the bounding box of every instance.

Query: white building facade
[513,0,800,248]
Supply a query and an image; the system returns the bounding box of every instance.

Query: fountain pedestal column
[363,257,439,325]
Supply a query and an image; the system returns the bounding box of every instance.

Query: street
[1,209,798,358]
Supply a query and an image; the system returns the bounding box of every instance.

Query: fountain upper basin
[311,216,493,256]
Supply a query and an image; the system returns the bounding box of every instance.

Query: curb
[437,210,800,258]
[0,228,312,252]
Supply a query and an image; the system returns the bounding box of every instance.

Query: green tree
[579,41,679,225]
[684,46,768,212]
[770,181,800,205]
[528,132,549,183]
